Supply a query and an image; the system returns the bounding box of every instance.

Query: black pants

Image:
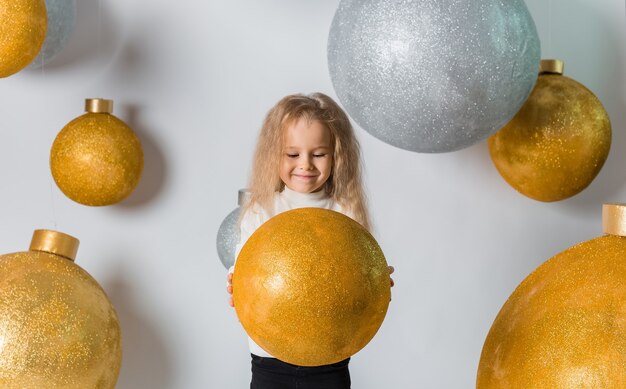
[250,354,351,389]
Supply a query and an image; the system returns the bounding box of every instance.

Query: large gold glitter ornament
[0,0,47,77]
[50,98,144,206]
[233,208,390,366]
[477,204,626,388]
[489,59,611,202]
[0,230,122,388]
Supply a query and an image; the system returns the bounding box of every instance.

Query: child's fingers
[226,273,234,306]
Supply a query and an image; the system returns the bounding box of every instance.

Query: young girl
[227,92,393,389]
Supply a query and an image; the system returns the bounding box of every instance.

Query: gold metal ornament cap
[602,203,626,237]
[85,98,114,114]
[539,59,564,75]
[29,229,80,261]
[238,189,251,206]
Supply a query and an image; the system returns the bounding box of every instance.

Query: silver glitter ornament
[328,0,541,153]
[30,0,76,69]
[216,189,250,269]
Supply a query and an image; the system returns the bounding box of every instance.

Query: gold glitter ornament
[488,59,611,202]
[233,208,390,366]
[0,0,47,77]
[50,98,144,206]
[477,203,626,388]
[0,230,122,389]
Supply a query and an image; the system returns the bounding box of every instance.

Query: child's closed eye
[286,154,299,158]
[313,154,327,158]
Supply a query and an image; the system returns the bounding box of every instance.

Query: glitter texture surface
[477,235,626,388]
[29,0,76,69]
[489,74,611,202]
[0,251,122,388]
[327,0,540,153]
[50,112,144,206]
[216,207,241,269]
[0,0,47,77]
[233,208,390,366]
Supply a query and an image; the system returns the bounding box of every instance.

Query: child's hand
[388,266,395,301]
[226,272,234,307]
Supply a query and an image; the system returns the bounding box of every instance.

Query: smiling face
[279,118,333,193]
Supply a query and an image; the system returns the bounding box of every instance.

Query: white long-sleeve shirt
[231,186,347,358]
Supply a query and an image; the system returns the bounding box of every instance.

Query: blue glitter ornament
[328,0,541,153]
[30,0,76,69]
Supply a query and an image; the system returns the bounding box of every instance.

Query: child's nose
[300,156,314,170]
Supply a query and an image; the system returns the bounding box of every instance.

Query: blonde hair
[244,93,370,230]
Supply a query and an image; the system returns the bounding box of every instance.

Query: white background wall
[0,0,624,388]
